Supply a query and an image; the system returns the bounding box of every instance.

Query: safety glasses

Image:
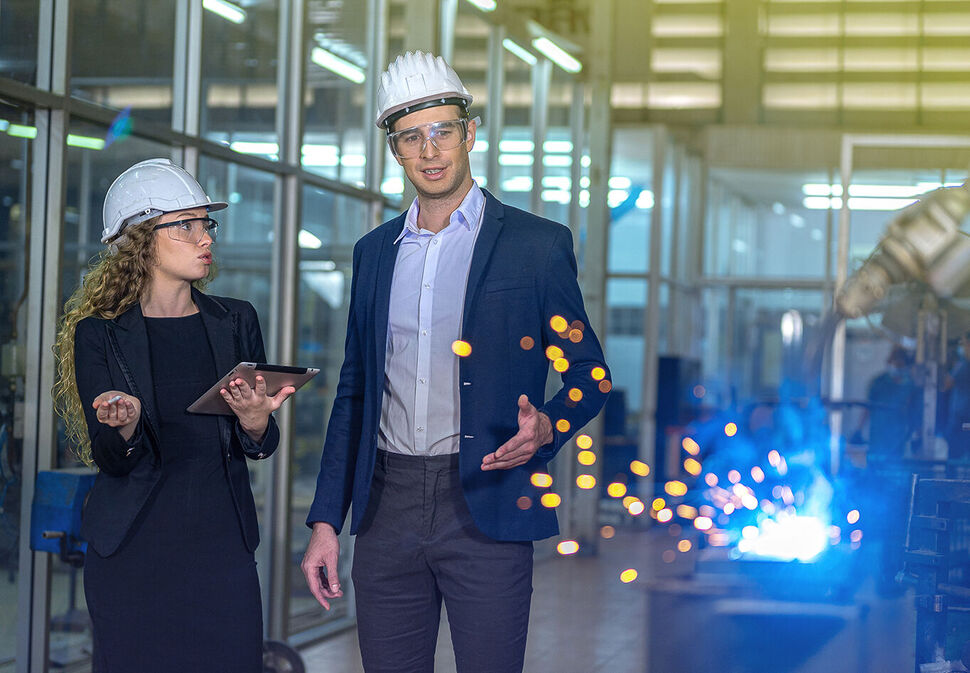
[153,217,219,244]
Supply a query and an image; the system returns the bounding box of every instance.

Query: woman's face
[151,207,214,284]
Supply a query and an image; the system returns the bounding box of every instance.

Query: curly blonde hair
[52,219,213,465]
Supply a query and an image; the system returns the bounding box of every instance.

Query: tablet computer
[187,362,319,415]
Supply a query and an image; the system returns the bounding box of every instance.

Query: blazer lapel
[372,219,403,388]
[109,303,160,433]
[194,288,238,376]
[462,189,505,336]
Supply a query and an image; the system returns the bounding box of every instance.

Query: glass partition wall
[1,0,585,669]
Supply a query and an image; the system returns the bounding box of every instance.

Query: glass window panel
[842,13,918,36]
[290,187,369,633]
[497,46,532,208]
[660,140,677,277]
[843,47,919,71]
[71,1,176,124]
[651,15,723,37]
[705,168,829,279]
[647,83,721,109]
[766,14,842,37]
[921,83,970,110]
[202,0,280,156]
[609,128,653,274]
[764,48,840,72]
[763,83,839,109]
[303,0,368,186]
[843,83,917,109]
[651,49,722,78]
[606,279,647,439]
[0,0,39,84]
[0,100,31,670]
[921,13,970,36]
[923,48,970,71]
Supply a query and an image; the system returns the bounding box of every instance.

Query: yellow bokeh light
[553,358,570,373]
[598,380,612,393]
[847,509,860,525]
[568,329,583,343]
[576,474,597,489]
[677,539,693,553]
[451,340,472,357]
[664,480,688,497]
[607,482,628,498]
[546,345,564,361]
[577,450,596,466]
[576,434,593,449]
[519,336,535,350]
[557,540,580,555]
[657,508,673,523]
[681,437,700,455]
[676,504,698,519]
[600,525,616,539]
[530,472,553,488]
[684,458,702,476]
[591,367,606,381]
[550,315,568,333]
[652,497,666,511]
[555,419,571,433]
[516,496,532,510]
[623,496,639,509]
[724,422,738,437]
[620,569,638,583]
[541,493,562,508]
[568,387,583,402]
[628,500,645,516]
[630,460,650,477]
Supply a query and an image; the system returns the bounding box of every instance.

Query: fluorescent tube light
[543,140,572,153]
[503,39,537,66]
[299,229,323,249]
[67,134,105,150]
[499,139,534,153]
[203,0,246,24]
[498,154,534,166]
[230,141,279,156]
[532,37,581,73]
[7,124,37,139]
[465,0,497,11]
[311,47,366,84]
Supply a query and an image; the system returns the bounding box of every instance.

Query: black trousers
[352,450,534,673]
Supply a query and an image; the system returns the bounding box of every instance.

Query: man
[301,51,610,673]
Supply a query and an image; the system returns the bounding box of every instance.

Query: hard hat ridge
[375,50,473,129]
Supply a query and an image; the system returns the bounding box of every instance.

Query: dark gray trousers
[352,450,534,673]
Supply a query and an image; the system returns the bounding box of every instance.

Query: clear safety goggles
[153,216,219,244]
[386,117,478,159]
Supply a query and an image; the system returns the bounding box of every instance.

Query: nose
[199,230,213,247]
[420,135,440,159]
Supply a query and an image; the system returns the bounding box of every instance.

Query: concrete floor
[301,529,915,673]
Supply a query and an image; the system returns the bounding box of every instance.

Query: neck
[416,179,474,234]
[141,278,196,317]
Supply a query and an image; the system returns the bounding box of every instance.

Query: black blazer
[75,288,279,557]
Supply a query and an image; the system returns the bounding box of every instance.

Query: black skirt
[83,314,262,673]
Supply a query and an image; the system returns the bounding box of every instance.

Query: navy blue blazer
[306,189,610,542]
[75,288,278,557]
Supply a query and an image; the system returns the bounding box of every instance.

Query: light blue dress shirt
[378,181,485,455]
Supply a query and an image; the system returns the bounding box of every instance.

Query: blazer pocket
[485,276,534,293]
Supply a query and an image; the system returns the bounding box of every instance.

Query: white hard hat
[101,158,228,243]
[375,51,473,129]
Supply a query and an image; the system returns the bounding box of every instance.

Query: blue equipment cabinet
[30,468,96,564]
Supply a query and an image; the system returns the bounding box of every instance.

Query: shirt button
[424,283,431,289]
[432,239,439,245]
[419,378,426,384]
[417,426,424,432]
[422,330,428,336]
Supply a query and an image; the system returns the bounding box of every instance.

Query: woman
[53,158,293,672]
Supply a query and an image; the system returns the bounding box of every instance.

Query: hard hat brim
[376,93,473,129]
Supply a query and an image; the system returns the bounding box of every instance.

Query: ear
[465,117,477,152]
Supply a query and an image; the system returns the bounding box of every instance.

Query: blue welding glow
[742,515,829,562]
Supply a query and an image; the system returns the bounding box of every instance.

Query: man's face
[390,105,476,201]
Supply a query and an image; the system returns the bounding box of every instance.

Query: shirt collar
[394,180,485,244]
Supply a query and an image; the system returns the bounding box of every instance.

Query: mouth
[199,253,212,264]
[420,166,447,179]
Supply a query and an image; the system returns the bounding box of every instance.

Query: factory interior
[3,0,970,671]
